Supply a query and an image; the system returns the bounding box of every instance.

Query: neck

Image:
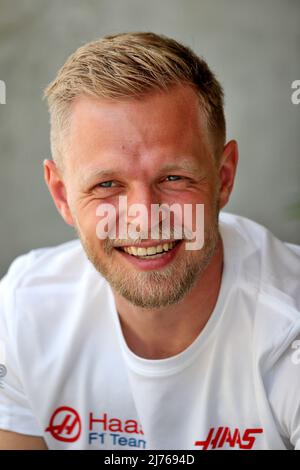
[112,236,224,359]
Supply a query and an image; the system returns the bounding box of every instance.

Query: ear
[218,140,239,210]
[43,159,75,226]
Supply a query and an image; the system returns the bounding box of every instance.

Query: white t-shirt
[0,212,300,450]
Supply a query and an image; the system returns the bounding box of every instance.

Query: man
[0,32,299,450]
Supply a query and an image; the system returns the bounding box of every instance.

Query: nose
[126,184,161,238]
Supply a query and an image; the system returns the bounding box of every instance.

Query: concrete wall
[0,0,299,276]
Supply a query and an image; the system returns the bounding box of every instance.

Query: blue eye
[166,175,182,181]
[98,181,115,188]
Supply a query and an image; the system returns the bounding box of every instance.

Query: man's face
[48,85,230,309]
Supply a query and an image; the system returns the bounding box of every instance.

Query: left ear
[217,140,239,210]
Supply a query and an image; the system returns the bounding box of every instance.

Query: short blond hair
[44,32,226,166]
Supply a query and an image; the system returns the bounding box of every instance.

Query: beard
[74,200,220,309]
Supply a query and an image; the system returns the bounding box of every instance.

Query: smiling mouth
[114,240,182,259]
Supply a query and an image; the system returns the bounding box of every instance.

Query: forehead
[65,85,210,176]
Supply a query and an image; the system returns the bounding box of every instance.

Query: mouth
[115,240,181,258]
[113,240,183,270]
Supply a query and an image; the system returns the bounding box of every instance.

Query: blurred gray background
[0,0,299,277]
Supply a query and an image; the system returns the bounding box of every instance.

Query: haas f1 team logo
[195,427,263,450]
[45,407,81,442]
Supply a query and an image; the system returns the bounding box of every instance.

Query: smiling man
[0,32,300,450]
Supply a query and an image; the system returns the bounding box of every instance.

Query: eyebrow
[82,169,119,186]
[82,159,200,185]
[159,160,200,173]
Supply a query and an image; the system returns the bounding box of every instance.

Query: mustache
[106,225,194,249]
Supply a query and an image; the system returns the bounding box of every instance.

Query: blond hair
[44,32,226,166]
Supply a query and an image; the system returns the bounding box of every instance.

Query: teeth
[123,242,176,257]
[146,246,157,255]
[137,247,147,256]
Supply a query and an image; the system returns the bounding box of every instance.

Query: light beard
[74,212,221,309]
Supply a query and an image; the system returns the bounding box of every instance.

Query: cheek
[74,202,104,243]
[174,193,215,230]
[74,199,118,252]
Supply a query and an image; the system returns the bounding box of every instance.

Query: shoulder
[0,239,101,330]
[219,211,300,308]
[220,212,300,363]
[1,239,87,287]
[220,213,300,446]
